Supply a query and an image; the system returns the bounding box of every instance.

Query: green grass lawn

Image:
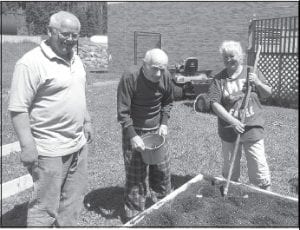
[1,77,298,226]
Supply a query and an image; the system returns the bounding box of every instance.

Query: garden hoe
[220,45,262,199]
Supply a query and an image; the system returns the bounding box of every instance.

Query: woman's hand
[248,72,262,86]
[231,119,245,134]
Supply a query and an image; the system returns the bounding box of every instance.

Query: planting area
[2,73,299,226]
[136,177,298,227]
[2,77,299,226]
[1,39,298,226]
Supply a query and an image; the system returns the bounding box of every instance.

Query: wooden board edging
[1,141,21,156]
[1,174,33,200]
[214,176,298,202]
[124,174,298,227]
[123,173,204,227]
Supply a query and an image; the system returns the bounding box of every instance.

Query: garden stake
[221,45,262,199]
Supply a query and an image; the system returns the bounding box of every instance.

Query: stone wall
[2,35,42,44]
[77,38,109,71]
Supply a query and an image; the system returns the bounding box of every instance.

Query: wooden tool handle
[240,45,262,122]
[253,45,262,71]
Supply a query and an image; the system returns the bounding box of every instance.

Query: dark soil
[137,178,298,227]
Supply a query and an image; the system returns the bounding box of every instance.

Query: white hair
[143,48,168,67]
[49,11,81,30]
[219,40,244,64]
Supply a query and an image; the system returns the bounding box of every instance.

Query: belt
[134,125,159,131]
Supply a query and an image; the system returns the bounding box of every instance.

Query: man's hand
[20,144,38,170]
[10,112,38,170]
[158,124,168,136]
[130,135,145,152]
[84,122,94,143]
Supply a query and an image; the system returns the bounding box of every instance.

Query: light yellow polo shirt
[8,41,87,157]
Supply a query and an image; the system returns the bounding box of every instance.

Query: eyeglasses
[57,31,79,40]
[51,27,79,40]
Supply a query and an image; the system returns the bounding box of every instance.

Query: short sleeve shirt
[208,65,269,143]
[8,41,87,156]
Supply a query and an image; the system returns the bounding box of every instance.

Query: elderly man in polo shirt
[117,48,174,222]
[8,11,93,226]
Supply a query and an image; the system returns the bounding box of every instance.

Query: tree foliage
[1,2,26,14]
[2,2,107,36]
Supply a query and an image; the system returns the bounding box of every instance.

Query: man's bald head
[49,11,81,32]
[143,48,168,69]
[142,48,169,82]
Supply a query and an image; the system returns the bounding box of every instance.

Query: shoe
[120,215,131,224]
[259,185,271,191]
[145,197,155,208]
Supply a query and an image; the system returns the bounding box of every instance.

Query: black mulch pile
[137,178,298,227]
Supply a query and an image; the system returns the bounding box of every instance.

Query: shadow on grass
[83,186,124,220]
[82,175,195,223]
[1,202,28,227]
[171,174,195,190]
[183,101,194,108]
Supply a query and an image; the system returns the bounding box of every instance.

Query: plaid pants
[122,128,171,219]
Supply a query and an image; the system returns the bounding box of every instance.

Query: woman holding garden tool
[208,40,272,193]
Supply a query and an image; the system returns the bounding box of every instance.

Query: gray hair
[49,11,81,30]
[143,48,168,67]
[219,40,244,64]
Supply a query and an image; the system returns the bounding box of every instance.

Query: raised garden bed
[125,174,298,227]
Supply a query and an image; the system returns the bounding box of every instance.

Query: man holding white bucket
[117,48,173,222]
